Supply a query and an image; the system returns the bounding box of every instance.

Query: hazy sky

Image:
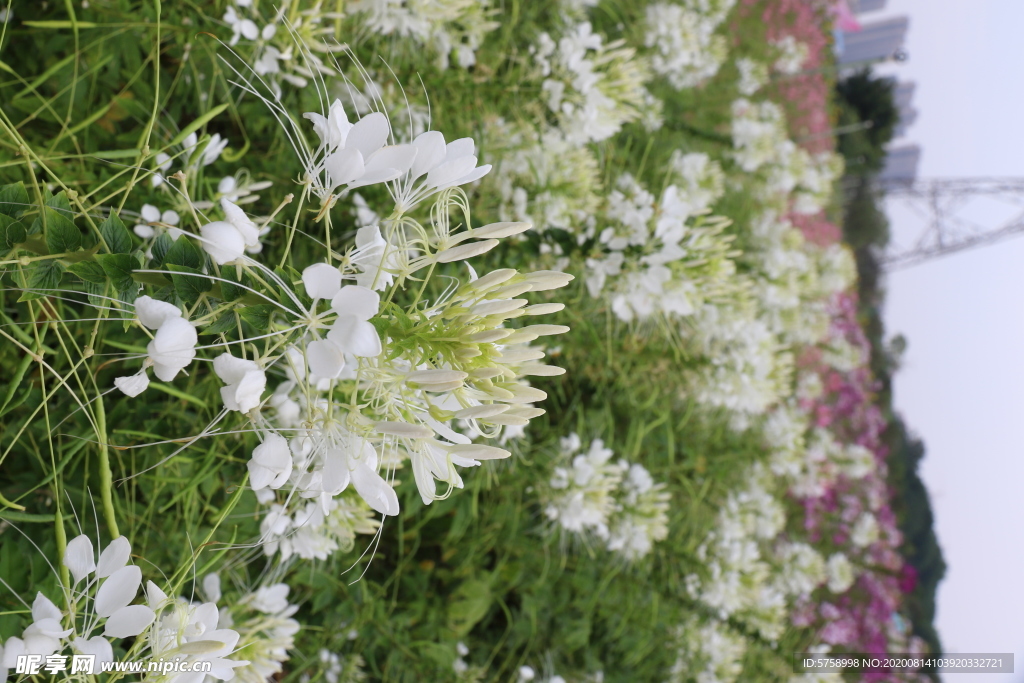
[871,1,1024,680]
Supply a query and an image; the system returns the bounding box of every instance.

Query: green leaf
[19,261,65,301]
[164,236,203,270]
[99,212,132,254]
[201,312,238,336]
[0,182,29,218]
[0,214,27,249]
[68,260,107,284]
[150,233,174,267]
[167,264,212,305]
[96,253,137,293]
[83,279,107,309]
[239,304,275,332]
[168,104,230,147]
[446,578,493,637]
[43,192,82,254]
[220,269,251,301]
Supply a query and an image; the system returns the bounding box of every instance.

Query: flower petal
[31,592,63,623]
[133,295,182,330]
[330,286,379,321]
[363,144,417,175]
[63,535,96,584]
[306,339,345,379]
[350,459,399,516]
[327,317,381,357]
[302,263,342,300]
[96,537,132,578]
[200,221,246,265]
[410,130,446,180]
[213,352,258,385]
[324,148,365,188]
[104,605,156,638]
[72,636,114,664]
[346,112,390,158]
[114,372,150,397]
[95,565,142,618]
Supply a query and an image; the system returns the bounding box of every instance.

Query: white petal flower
[147,317,198,382]
[306,339,346,379]
[330,286,379,320]
[104,605,156,638]
[202,574,222,603]
[31,593,63,623]
[63,535,97,584]
[200,220,247,265]
[248,434,293,490]
[95,565,142,618]
[302,263,342,300]
[220,198,261,248]
[134,295,182,330]
[96,536,131,578]
[326,317,381,357]
[350,459,399,516]
[72,635,114,664]
[214,353,266,413]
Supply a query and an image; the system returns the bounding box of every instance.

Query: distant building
[892,80,918,138]
[849,0,887,13]
[840,16,909,65]
[880,145,921,182]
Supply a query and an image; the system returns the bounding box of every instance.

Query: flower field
[0,0,932,681]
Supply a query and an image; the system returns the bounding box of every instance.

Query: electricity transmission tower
[874,177,1024,269]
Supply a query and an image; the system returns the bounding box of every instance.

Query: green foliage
[835,69,899,175]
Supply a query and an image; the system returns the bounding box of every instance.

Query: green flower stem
[95,394,120,538]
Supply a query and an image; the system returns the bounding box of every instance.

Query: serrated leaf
[150,233,174,267]
[239,304,275,332]
[0,214,27,249]
[68,260,107,284]
[164,236,203,270]
[447,578,492,637]
[99,212,132,254]
[202,312,238,336]
[167,264,212,305]
[43,192,82,254]
[220,269,251,301]
[20,261,65,301]
[96,253,137,293]
[84,279,107,309]
[0,182,29,218]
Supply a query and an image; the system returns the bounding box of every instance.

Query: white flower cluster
[667,616,746,683]
[532,21,656,145]
[687,465,788,640]
[347,0,499,70]
[222,0,345,97]
[202,575,301,683]
[543,434,669,560]
[689,300,790,416]
[583,169,737,324]
[0,535,158,669]
[644,0,736,90]
[486,118,602,232]
[730,98,787,173]
[771,35,809,75]
[736,57,768,96]
[788,428,878,499]
[260,494,382,561]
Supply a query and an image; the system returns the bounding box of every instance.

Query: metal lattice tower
[875,177,1024,269]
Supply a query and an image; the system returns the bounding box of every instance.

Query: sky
[870,1,1024,680]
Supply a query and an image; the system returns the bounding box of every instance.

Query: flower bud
[436,239,500,263]
[376,421,434,438]
[521,270,574,291]
[469,221,532,239]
